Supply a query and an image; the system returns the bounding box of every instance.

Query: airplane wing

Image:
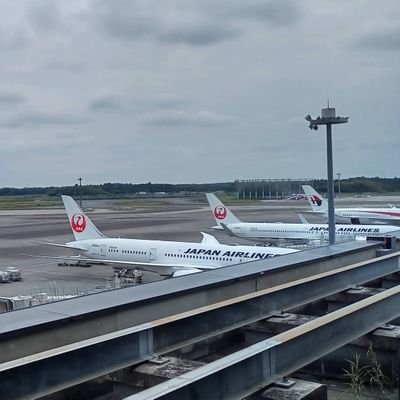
[24,254,219,271]
[200,232,220,245]
[32,242,89,252]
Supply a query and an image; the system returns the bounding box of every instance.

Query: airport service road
[1,195,400,299]
[0,260,113,298]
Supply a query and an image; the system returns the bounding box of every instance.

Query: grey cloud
[127,95,187,115]
[89,96,122,112]
[0,92,25,105]
[92,0,156,39]
[45,61,86,73]
[90,0,301,47]
[0,131,93,151]
[0,112,89,129]
[147,96,186,109]
[27,0,61,32]
[89,94,186,114]
[141,110,234,127]
[91,0,242,45]
[160,23,241,46]
[234,0,301,26]
[0,29,28,51]
[356,26,400,51]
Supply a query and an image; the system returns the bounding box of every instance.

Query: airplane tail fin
[302,185,328,214]
[61,195,106,241]
[205,193,242,227]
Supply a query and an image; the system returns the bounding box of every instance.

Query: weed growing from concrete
[343,345,390,400]
[366,344,388,398]
[343,352,368,399]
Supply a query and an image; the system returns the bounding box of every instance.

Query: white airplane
[38,195,298,277]
[206,193,400,243]
[302,185,400,225]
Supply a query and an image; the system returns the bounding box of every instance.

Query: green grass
[0,196,62,209]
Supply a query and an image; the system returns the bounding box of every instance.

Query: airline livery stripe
[366,211,400,217]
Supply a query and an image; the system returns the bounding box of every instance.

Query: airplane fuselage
[223,222,400,242]
[67,237,297,275]
[335,208,400,223]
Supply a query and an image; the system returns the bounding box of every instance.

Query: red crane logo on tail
[71,213,86,232]
[310,195,322,206]
[214,206,227,220]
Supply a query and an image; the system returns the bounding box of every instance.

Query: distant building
[235,178,314,200]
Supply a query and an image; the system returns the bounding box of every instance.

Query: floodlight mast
[337,172,341,197]
[305,107,349,245]
[78,177,82,209]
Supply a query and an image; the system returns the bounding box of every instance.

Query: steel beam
[0,240,379,364]
[1,252,399,399]
[129,284,400,400]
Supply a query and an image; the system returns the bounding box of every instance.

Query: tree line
[0,182,236,197]
[0,177,400,197]
[312,177,400,194]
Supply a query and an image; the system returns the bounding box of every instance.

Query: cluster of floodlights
[305,114,319,130]
[305,113,349,131]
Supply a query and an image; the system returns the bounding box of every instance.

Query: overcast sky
[0,0,398,187]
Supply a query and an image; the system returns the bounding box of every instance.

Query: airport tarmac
[1,194,400,299]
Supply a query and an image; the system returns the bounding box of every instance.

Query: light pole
[337,172,341,197]
[78,177,82,209]
[305,106,349,245]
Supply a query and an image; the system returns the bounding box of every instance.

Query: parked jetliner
[39,196,298,277]
[303,185,400,225]
[206,193,400,243]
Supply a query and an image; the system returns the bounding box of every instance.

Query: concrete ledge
[262,379,327,399]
